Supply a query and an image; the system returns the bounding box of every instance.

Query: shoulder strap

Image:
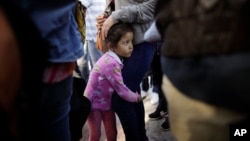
[105,0,113,11]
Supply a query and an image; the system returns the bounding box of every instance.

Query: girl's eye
[124,41,129,45]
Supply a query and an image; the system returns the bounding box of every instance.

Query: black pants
[151,50,167,113]
[69,77,91,141]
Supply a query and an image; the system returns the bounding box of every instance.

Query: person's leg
[141,75,149,92]
[154,53,167,113]
[156,87,167,113]
[70,77,91,141]
[135,102,148,141]
[87,110,102,141]
[112,42,155,141]
[158,88,169,131]
[113,97,148,141]
[87,40,102,66]
[149,51,167,119]
[102,110,117,141]
[161,74,247,141]
[112,98,140,141]
[77,43,91,80]
[38,76,73,141]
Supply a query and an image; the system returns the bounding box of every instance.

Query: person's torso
[158,0,250,113]
[84,0,106,41]
[114,0,155,45]
[8,0,84,62]
[84,53,122,110]
[157,0,250,57]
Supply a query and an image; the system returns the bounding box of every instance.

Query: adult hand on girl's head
[96,13,107,29]
[101,15,115,39]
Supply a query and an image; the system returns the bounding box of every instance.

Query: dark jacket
[156,0,250,57]
[156,0,250,113]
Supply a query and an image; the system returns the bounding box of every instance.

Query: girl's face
[113,32,134,58]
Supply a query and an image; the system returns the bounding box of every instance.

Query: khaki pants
[162,75,246,141]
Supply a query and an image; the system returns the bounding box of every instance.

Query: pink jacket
[84,51,139,110]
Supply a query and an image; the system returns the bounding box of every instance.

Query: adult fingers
[101,16,115,39]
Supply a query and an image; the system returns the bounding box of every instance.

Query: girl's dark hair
[105,22,134,47]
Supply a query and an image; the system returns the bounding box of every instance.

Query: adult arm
[101,0,157,38]
[112,0,157,23]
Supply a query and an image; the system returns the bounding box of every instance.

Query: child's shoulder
[98,53,118,66]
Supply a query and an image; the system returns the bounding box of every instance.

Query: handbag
[96,0,113,53]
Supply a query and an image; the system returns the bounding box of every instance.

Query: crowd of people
[1,0,250,141]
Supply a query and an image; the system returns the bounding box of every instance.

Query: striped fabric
[80,0,106,41]
[43,62,75,83]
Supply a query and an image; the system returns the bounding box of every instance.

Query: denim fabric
[19,75,73,141]
[5,1,83,141]
[86,40,103,68]
[112,42,155,141]
[39,75,73,141]
[8,0,84,62]
[76,43,90,80]
[80,40,102,80]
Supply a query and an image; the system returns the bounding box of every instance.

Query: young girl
[84,22,141,141]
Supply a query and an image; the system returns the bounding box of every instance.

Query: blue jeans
[87,40,102,67]
[40,75,73,141]
[76,43,90,80]
[80,40,102,80]
[112,42,155,141]
[20,75,73,141]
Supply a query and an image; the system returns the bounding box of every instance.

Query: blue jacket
[9,0,84,62]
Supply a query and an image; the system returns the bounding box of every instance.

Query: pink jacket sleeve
[104,61,139,103]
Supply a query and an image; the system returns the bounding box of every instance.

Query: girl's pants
[87,109,117,141]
